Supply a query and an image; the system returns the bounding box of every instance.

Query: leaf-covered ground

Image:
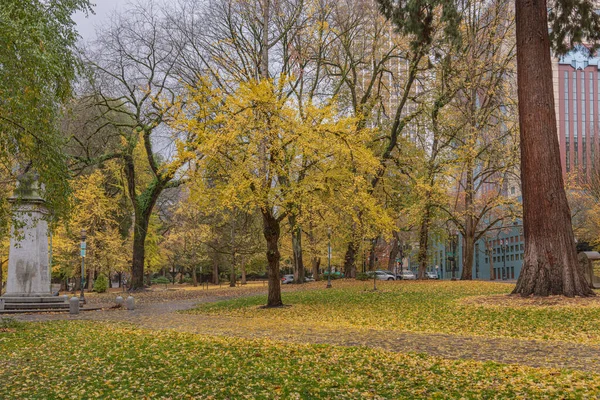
[188,281,600,344]
[1,320,600,399]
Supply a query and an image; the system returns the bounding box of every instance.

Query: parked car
[426,271,439,279]
[398,270,417,280]
[282,274,315,284]
[366,270,396,281]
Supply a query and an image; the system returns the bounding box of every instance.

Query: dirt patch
[460,293,600,308]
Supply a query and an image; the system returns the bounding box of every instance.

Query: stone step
[2,296,67,304]
[4,303,70,310]
[0,306,103,314]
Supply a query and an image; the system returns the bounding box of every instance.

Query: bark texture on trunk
[513,0,594,297]
[131,215,149,290]
[417,207,431,279]
[311,256,321,280]
[461,232,474,280]
[343,242,357,278]
[461,161,475,280]
[262,210,283,307]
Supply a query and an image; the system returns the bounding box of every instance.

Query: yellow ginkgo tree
[171,78,388,307]
[52,163,130,289]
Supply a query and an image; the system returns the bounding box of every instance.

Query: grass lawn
[1,320,599,399]
[188,280,600,344]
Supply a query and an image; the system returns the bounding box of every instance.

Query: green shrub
[151,276,171,285]
[355,272,370,281]
[93,275,109,293]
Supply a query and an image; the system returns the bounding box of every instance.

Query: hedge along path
[15,286,600,374]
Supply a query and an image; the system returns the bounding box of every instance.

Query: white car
[426,271,439,279]
[281,274,315,284]
[399,271,417,280]
[367,270,396,280]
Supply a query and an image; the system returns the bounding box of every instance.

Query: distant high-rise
[554,46,600,178]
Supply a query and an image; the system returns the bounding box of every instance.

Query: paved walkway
[14,295,600,373]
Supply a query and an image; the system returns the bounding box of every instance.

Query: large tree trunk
[289,216,305,284]
[461,232,475,280]
[461,166,475,280]
[387,232,399,274]
[311,256,321,281]
[417,206,431,279]
[343,242,357,278]
[513,0,594,297]
[262,210,283,307]
[130,214,149,290]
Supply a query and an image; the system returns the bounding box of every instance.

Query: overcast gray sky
[72,0,125,42]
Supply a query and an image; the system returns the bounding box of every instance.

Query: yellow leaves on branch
[169,77,392,231]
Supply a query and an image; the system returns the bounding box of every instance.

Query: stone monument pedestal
[1,174,69,312]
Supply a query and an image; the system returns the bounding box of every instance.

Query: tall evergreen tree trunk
[262,210,283,307]
[417,206,431,279]
[513,0,594,297]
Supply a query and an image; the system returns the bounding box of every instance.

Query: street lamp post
[326,228,332,289]
[80,229,87,304]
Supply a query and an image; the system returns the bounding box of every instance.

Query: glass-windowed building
[555,46,600,178]
[431,224,525,281]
